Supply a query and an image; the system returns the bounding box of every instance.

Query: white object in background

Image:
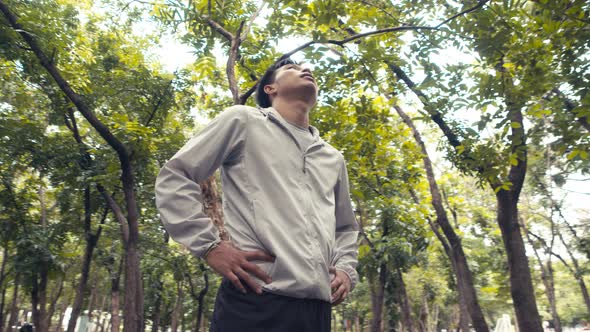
[494,314,515,332]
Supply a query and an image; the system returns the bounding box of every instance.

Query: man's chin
[286,85,318,102]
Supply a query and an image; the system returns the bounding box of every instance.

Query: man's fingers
[243,250,275,262]
[235,268,263,295]
[227,272,247,294]
[242,261,272,284]
[331,283,346,303]
[331,276,343,290]
[333,290,348,306]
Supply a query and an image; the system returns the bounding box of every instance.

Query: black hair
[255,58,299,108]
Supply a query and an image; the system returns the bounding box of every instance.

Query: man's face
[264,63,318,104]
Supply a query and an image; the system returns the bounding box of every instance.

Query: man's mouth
[301,73,315,81]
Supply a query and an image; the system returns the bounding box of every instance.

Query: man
[155,58,359,331]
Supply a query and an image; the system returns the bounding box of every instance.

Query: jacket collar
[261,107,324,147]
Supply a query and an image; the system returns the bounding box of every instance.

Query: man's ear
[264,83,276,95]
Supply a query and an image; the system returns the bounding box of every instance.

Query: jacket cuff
[197,238,223,259]
[335,264,358,291]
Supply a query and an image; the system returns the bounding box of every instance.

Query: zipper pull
[303,155,307,173]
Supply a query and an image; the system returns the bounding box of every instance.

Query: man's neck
[271,99,312,128]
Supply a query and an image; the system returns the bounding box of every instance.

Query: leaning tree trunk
[46,275,64,332]
[394,105,489,332]
[556,220,590,315]
[67,186,101,332]
[524,219,562,332]
[389,52,543,332]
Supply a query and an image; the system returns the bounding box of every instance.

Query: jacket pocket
[250,199,277,277]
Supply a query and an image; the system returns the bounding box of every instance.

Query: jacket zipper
[265,109,324,173]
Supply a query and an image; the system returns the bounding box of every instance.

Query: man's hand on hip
[329,266,351,305]
[205,240,275,295]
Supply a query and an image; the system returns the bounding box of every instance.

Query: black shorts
[210,277,332,332]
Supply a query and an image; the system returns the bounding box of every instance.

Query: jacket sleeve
[331,157,360,290]
[155,106,248,259]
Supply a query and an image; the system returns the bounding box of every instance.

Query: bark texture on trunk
[7,275,19,332]
[67,187,102,332]
[396,267,415,332]
[496,191,542,332]
[31,264,49,332]
[110,258,123,332]
[370,263,386,332]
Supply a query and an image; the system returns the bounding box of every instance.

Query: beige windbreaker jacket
[155,105,359,301]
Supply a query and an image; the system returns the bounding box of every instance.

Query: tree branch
[239,1,265,42]
[205,18,234,42]
[435,0,489,29]
[0,0,131,165]
[551,88,590,132]
[97,185,130,245]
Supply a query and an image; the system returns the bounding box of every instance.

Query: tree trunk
[171,281,183,332]
[67,186,101,332]
[186,264,209,332]
[7,274,19,332]
[110,258,123,332]
[457,294,470,332]
[31,264,49,332]
[395,105,489,332]
[524,220,562,332]
[93,294,106,332]
[87,276,97,322]
[577,276,590,314]
[389,55,543,332]
[496,190,542,332]
[151,280,162,332]
[370,263,386,332]
[151,232,171,332]
[55,299,68,332]
[195,266,209,332]
[396,267,415,332]
[121,168,144,332]
[46,275,64,332]
[0,246,7,331]
[495,78,543,332]
[545,259,561,332]
[418,294,429,332]
[200,177,229,241]
[555,222,590,315]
